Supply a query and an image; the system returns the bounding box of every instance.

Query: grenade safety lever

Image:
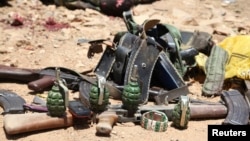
[96,75,106,105]
[180,95,190,127]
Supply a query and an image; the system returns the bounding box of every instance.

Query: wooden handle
[28,75,56,92]
[96,111,118,135]
[4,111,73,135]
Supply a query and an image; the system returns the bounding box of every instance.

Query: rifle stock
[4,111,73,135]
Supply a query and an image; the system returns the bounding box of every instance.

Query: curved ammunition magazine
[0,90,26,114]
[221,89,249,125]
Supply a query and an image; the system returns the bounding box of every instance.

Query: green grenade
[172,95,190,129]
[47,68,68,117]
[122,65,141,112]
[89,77,109,112]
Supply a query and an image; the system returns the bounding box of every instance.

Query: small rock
[36,43,44,48]
[9,60,19,67]
[221,0,236,6]
[39,49,45,53]
[67,14,76,21]
[53,44,59,48]
[111,130,117,135]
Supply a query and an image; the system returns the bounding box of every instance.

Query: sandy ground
[0,0,249,141]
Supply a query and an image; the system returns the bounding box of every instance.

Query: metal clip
[180,95,189,127]
[96,75,106,105]
[55,68,69,107]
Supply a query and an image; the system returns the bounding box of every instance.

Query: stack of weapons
[1,64,249,135]
[0,12,250,135]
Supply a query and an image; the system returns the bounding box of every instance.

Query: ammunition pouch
[202,46,228,96]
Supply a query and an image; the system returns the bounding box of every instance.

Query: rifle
[2,99,227,135]
[95,99,228,135]
[0,64,95,92]
[96,88,250,135]
[0,64,188,107]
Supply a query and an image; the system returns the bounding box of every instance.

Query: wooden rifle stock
[3,111,73,135]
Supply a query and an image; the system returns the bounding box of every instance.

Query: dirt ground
[0,0,250,141]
